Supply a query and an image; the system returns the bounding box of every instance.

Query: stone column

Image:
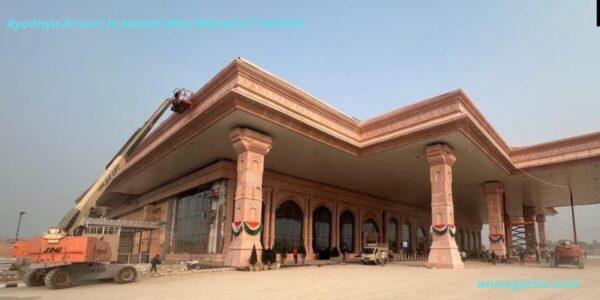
[425,144,463,269]
[357,207,362,251]
[484,182,507,257]
[225,128,272,267]
[304,198,312,256]
[332,200,339,250]
[269,197,276,249]
[523,206,538,252]
[536,215,547,251]
[505,216,513,251]
[410,221,417,255]
[262,188,272,248]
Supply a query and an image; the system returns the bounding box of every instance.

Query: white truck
[360,243,389,265]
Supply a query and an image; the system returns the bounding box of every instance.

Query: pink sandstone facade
[96,58,600,269]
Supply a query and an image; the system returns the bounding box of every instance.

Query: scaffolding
[509,217,533,253]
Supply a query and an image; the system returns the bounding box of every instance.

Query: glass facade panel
[402,222,411,254]
[387,219,398,252]
[174,188,212,254]
[362,219,378,233]
[339,210,354,252]
[275,200,303,250]
[312,206,331,252]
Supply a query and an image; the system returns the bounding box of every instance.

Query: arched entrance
[339,210,355,252]
[387,218,398,252]
[402,222,411,254]
[275,200,303,250]
[312,206,332,253]
[362,218,379,246]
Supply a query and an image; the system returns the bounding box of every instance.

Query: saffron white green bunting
[232,221,243,235]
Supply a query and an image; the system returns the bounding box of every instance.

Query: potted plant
[331,247,340,262]
[299,244,307,264]
[249,244,258,271]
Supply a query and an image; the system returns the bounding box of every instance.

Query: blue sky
[1,1,599,242]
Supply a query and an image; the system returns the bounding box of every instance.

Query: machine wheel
[577,257,584,269]
[24,269,45,287]
[44,268,73,289]
[114,266,137,284]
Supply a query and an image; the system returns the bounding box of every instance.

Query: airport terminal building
[95,58,600,269]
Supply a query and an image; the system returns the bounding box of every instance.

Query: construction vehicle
[360,243,389,265]
[550,241,584,269]
[13,89,193,289]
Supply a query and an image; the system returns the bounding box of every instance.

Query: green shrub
[249,244,258,266]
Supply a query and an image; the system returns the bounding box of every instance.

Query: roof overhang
[97,58,600,221]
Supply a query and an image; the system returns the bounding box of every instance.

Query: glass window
[362,219,378,233]
[312,206,331,252]
[174,188,212,253]
[387,219,398,252]
[402,222,411,253]
[339,210,354,252]
[275,200,303,250]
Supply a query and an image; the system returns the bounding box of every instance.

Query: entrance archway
[275,200,303,250]
[312,206,332,253]
[339,210,355,252]
[402,222,411,254]
[387,219,398,252]
[362,218,379,246]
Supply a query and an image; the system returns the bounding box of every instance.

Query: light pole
[15,211,25,241]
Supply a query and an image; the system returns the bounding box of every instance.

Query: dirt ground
[1,259,598,300]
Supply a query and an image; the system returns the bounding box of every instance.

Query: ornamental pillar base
[427,235,464,269]
[226,232,262,267]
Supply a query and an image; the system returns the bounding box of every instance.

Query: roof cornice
[114,58,600,188]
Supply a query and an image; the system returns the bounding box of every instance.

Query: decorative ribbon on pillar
[449,225,456,237]
[231,221,264,236]
[243,221,263,235]
[430,224,456,237]
[488,233,505,243]
[232,221,243,235]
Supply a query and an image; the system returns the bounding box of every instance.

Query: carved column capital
[229,128,273,155]
[425,143,456,167]
[483,181,504,196]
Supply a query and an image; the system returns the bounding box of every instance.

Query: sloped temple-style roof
[98,57,600,223]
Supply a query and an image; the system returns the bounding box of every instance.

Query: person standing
[491,251,496,266]
[341,245,348,262]
[292,247,298,264]
[150,254,161,274]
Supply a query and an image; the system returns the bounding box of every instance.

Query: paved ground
[1,259,598,300]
